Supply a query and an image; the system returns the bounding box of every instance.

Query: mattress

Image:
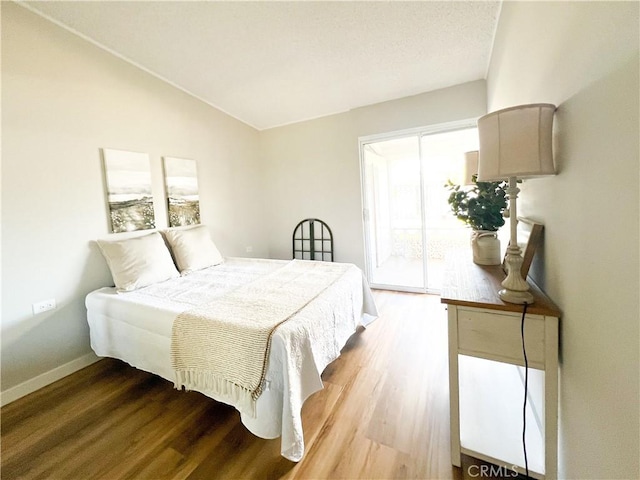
[85,257,377,461]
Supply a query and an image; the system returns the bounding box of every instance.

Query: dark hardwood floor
[1,291,517,479]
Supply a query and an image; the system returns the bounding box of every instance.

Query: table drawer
[457,308,545,369]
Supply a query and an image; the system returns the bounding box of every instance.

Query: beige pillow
[96,232,180,292]
[163,225,224,273]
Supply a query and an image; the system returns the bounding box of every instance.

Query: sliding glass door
[361,123,478,293]
[362,136,425,290]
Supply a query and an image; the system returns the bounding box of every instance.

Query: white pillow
[163,225,224,273]
[96,232,180,292]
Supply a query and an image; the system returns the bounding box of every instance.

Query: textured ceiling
[22,1,501,130]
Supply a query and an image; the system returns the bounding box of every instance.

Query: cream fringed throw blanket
[170,260,350,417]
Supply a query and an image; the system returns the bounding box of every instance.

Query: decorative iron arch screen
[292,218,333,262]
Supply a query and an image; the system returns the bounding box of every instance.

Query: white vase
[471,230,501,265]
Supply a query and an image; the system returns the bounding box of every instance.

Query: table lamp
[476,103,556,304]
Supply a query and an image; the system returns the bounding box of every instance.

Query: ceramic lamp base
[499,288,534,305]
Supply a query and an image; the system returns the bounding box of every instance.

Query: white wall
[1,3,266,396]
[487,2,639,478]
[260,80,487,268]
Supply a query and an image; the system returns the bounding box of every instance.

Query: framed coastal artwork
[163,156,200,227]
[101,148,155,233]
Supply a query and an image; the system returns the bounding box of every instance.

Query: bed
[87,227,377,462]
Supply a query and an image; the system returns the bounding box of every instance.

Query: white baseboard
[1,352,100,407]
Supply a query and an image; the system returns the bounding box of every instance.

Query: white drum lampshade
[477,104,556,182]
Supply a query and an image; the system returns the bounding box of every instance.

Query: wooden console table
[440,255,561,479]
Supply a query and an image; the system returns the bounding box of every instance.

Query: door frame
[359,118,478,293]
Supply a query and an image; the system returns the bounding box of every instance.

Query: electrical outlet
[245,246,253,253]
[32,298,56,315]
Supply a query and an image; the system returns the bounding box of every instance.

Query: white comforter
[85,258,377,461]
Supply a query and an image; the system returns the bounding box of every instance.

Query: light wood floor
[1,291,517,479]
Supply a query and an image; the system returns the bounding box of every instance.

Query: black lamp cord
[521,302,530,479]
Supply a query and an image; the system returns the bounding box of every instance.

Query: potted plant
[445,176,508,265]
